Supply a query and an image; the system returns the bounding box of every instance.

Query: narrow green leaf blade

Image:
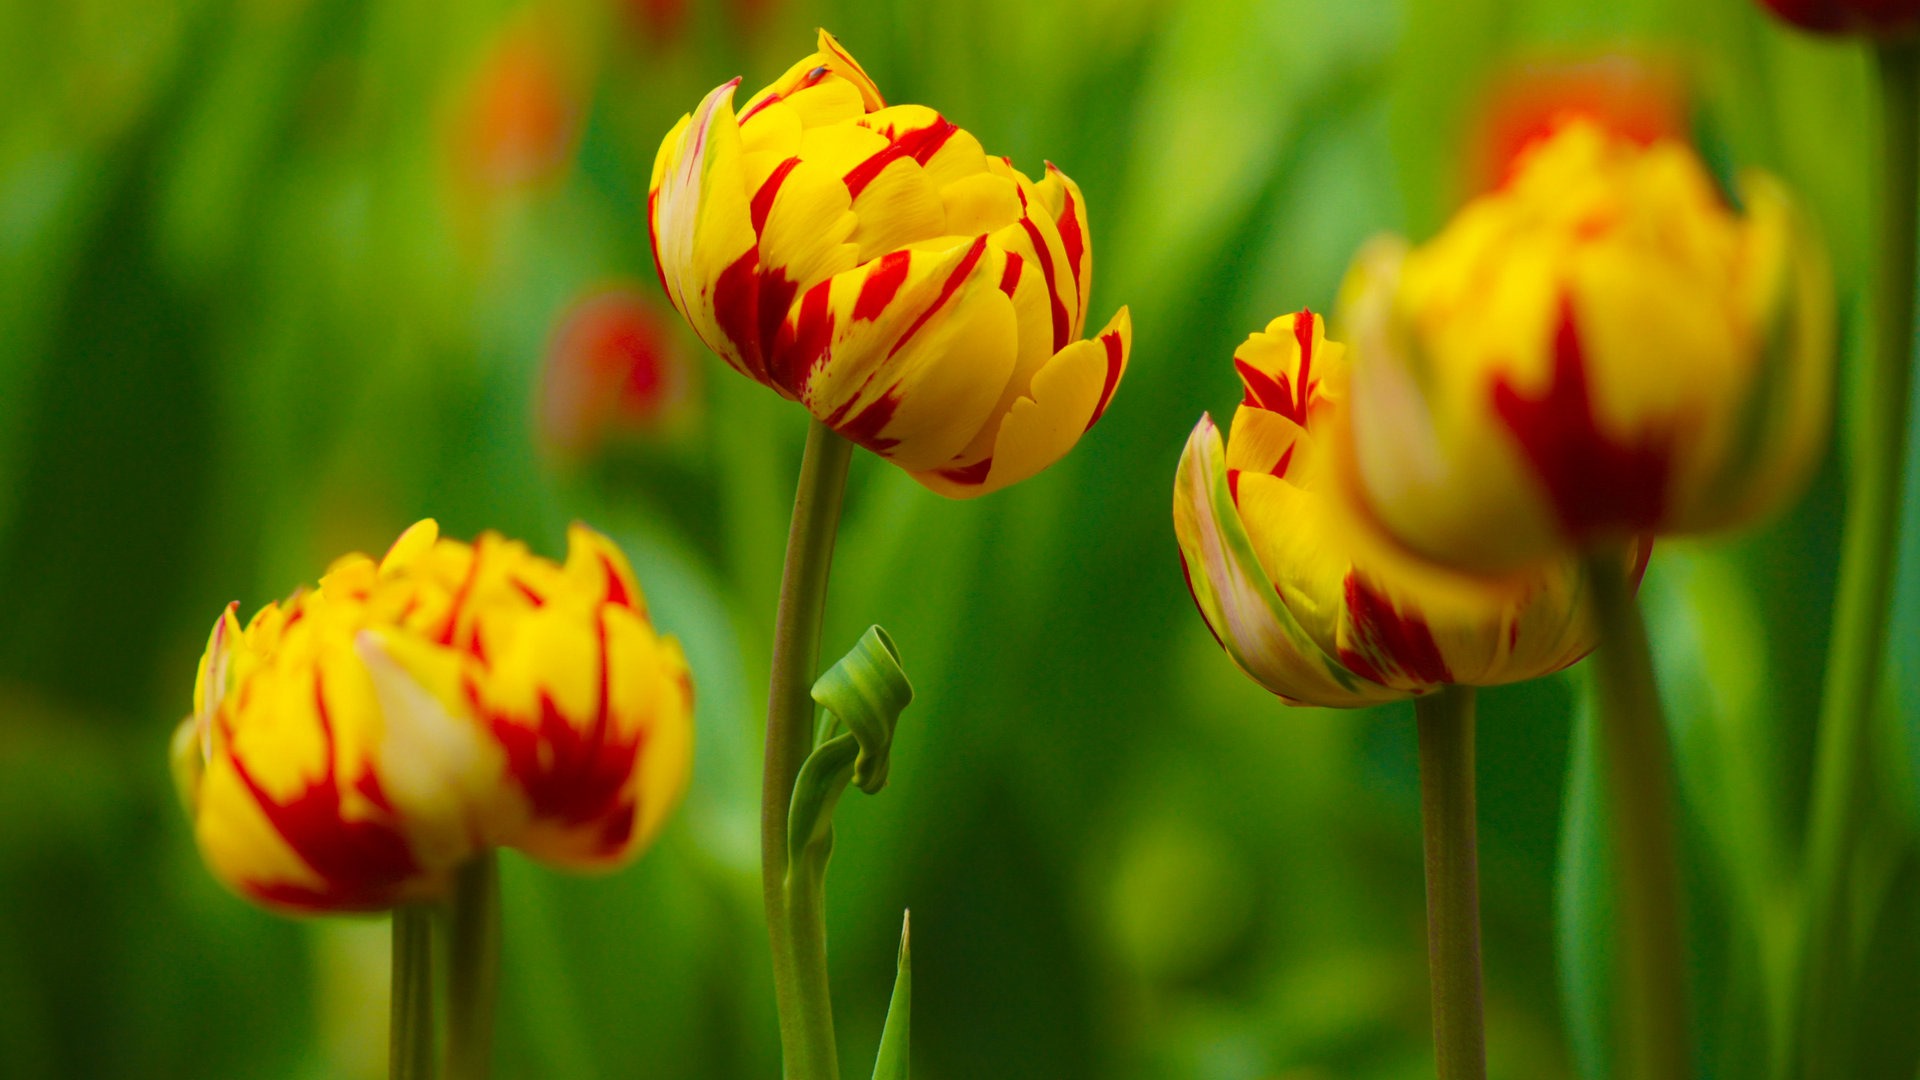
[872,911,911,1080]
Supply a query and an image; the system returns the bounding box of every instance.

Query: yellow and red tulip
[1339,119,1832,573]
[1173,311,1620,708]
[172,520,694,913]
[647,29,1131,497]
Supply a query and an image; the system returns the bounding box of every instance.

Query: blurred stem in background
[763,419,855,1080]
[1584,553,1690,1080]
[392,904,436,1080]
[446,852,501,1080]
[1797,37,1919,1080]
[1415,685,1486,1080]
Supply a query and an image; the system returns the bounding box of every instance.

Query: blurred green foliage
[1,0,1916,1077]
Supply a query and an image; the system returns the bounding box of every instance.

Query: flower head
[1341,119,1832,573]
[647,29,1131,497]
[173,521,694,913]
[1173,312,1622,708]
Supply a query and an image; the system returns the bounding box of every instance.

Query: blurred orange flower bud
[538,286,696,458]
[1173,311,1623,708]
[1339,120,1833,573]
[451,22,579,192]
[648,29,1131,497]
[172,520,694,913]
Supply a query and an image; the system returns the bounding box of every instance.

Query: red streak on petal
[737,90,781,126]
[937,457,993,485]
[233,676,420,912]
[844,116,959,199]
[844,144,911,200]
[895,117,959,166]
[1085,328,1125,431]
[750,156,800,234]
[769,279,836,397]
[1490,295,1672,539]
[832,391,903,453]
[1271,443,1295,480]
[486,614,647,835]
[1234,358,1296,418]
[1016,189,1071,352]
[711,248,768,381]
[1340,572,1453,686]
[755,270,800,387]
[1226,467,1243,506]
[854,250,912,321]
[997,252,1024,297]
[1291,309,1316,418]
[645,191,671,302]
[436,547,485,648]
[600,554,633,608]
[1055,182,1086,298]
[888,235,988,360]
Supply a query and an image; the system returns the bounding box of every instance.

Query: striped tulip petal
[1174,311,1623,709]
[174,520,695,914]
[648,29,1129,497]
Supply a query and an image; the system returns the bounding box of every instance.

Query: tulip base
[391,903,436,1080]
[1583,553,1690,1080]
[1416,685,1488,1080]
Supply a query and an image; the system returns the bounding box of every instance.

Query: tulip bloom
[648,29,1131,497]
[1340,120,1832,573]
[1759,0,1920,35]
[172,520,694,913]
[1174,311,1614,708]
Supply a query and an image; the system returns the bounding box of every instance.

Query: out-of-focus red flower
[1469,55,1687,194]
[539,286,695,458]
[451,22,578,192]
[1760,0,1920,36]
[620,0,687,43]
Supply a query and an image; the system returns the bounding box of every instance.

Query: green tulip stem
[1584,554,1690,1080]
[1415,685,1487,1080]
[391,903,437,1080]
[446,850,501,1080]
[1798,38,1920,1080]
[764,418,855,1080]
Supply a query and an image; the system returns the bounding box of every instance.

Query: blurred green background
[3,0,1918,1076]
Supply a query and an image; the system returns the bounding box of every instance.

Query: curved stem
[1797,39,1919,1080]
[446,850,501,1080]
[1416,685,1487,1080]
[763,418,854,1080]
[1584,554,1690,1080]
[391,904,437,1080]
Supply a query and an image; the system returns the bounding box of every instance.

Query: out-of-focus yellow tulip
[648,29,1131,497]
[1337,119,1831,573]
[172,520,694,913]
[1173,311,1623,708]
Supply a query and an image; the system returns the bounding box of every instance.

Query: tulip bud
[1340,120,1833,573]
[647,29,1132,498]
[1758,0,1920,36]
[538,286,696,459]
[176,520,694,913]
[1173,311,1624,708]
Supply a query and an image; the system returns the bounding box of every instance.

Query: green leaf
[871,911,911,1080]
[787,627,914,880]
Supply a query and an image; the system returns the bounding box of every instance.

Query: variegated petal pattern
[649,29,1129,497]
[1341,120,1833,573]
[1174,312,1623,709]
[173,520,695,914]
